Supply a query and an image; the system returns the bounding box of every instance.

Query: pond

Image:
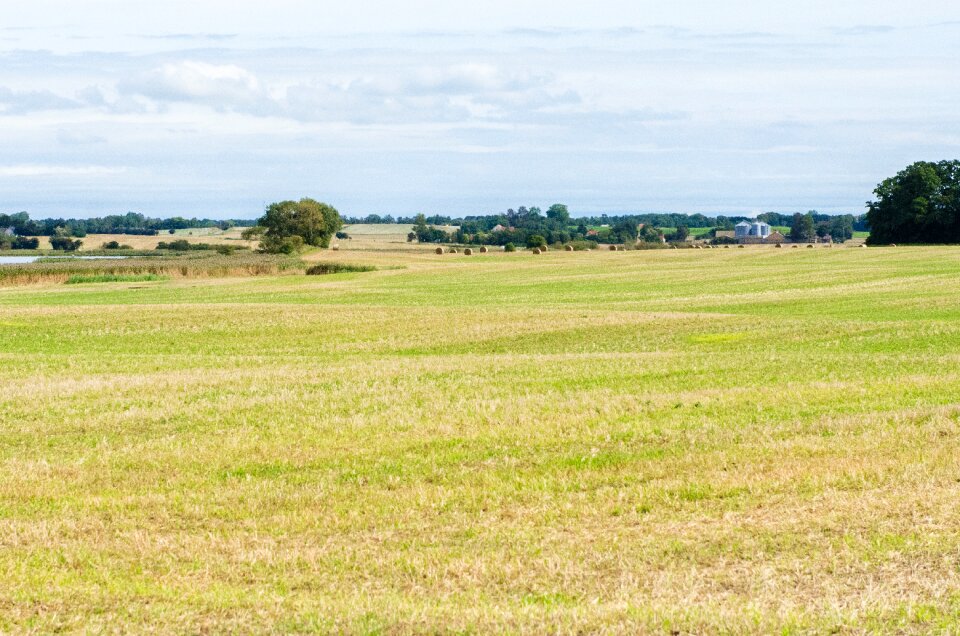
[0,256,134,265]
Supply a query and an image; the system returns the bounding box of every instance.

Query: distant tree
[407,232,416,242]
[546,203,570,226]
[867,160,960,244]
[504,242,516,252]
[637,225,663,243]
[410,213,450,243]
[526,234,547,249]
[673,225,690,242]
[790,212,816,242]
[257,198,342,253]
[829,216,854,242]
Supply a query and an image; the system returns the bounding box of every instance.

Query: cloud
[120,61,272,113]
[0,86,81,114]
[0,164,125,177]
[833,25,897,35]
[138,33,238,41]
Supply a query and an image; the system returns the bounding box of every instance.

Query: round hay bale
[609,244,618,251]
[533,248,542,255]
[479,246,488,253]
[792,245,799,249]
[565,244,574,251]
[435,247,444,255]
[738,245,745,249]
[807,244,814,249]
[775,243,782,249]
[332,245,340,251]
[860,244,866,248]
[464,248,473,256]
[449,248,458,254]
[891,243,897,248]
[724,245,730,249]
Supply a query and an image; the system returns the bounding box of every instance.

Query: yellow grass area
[334,224,459,251]
[2,244,960,632]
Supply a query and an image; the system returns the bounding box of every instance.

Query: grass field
[1,244,959,632]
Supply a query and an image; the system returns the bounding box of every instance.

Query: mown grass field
[1,244,959,633]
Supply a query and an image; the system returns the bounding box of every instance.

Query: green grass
[305,262,377,275]
[0,245,958,633]
[65,273,169,285]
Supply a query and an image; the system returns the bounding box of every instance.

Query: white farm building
[735,220,772,240]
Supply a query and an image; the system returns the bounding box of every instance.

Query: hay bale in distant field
[609,244,618,251]
[450,248,458,253]
[332,245,340,251]
[738,245,745,249]
[464,248,473,255]
[479,246,488,253]
[891,244,897,247]
[435,247,444,255]
[724,245,730,249]
[565,244,574,251]
[807,244,814,249]
[533,248,542,255]
[775,243,782,248]
[792,245,799,249]
[860,244,866,248]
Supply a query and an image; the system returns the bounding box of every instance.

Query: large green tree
[258,198,342,253]
[867,161,960,244]
[790,212,816,243]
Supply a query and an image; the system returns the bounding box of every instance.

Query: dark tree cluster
[0,211,255,238]
[867,161,960,245]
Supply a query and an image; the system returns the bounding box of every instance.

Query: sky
[1,1,959,219]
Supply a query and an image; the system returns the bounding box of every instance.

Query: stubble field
[1,242,960,633]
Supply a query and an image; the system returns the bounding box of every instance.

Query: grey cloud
[57,129,108,146]
[0,86,81,114]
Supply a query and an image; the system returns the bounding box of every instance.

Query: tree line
[0,211,255,237]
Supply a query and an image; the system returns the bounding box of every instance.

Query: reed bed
[0,253,302,286]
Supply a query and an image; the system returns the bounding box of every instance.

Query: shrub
[305,262,375,275]
[526,235,547,249]
[504,243,516,252]
[260,235,305,254]
[12,236,40,250]
[101,240,132,250]
[50,236,83,251]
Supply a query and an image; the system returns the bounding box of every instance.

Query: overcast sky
[1,1,959,218]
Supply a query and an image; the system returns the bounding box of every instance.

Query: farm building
[766,230,786,244]
[715,230,736,239]
[735,220,772,240]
